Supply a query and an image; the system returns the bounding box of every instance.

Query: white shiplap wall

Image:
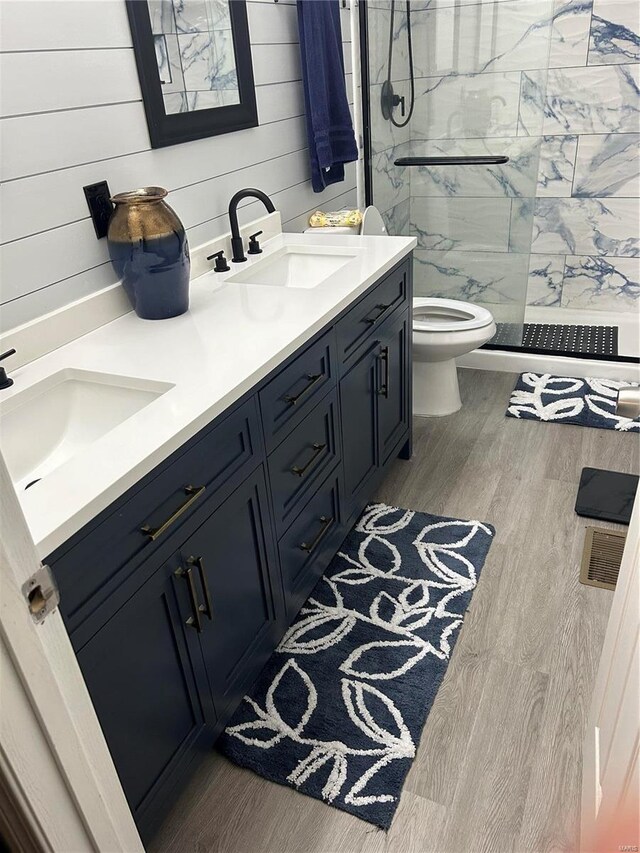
[0,0,357,333]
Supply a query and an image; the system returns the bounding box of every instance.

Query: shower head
[382,0,414,127]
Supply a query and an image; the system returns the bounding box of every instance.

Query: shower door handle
[394,156,509,166]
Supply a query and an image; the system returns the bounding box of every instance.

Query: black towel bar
[394,155,509,166]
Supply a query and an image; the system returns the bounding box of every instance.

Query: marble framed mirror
[126,0,258,148]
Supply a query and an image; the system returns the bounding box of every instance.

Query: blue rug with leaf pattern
[507,373,639,432]
[219,503,494,828]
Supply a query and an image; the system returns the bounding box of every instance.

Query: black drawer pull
[364,303,390,325]
[187,555,213,620]
[378,345,390,399]
[175,566,203,632]
[140,484,206,542]
[300,515,334,553]
[284,372,324,405]
[291,442,327,477]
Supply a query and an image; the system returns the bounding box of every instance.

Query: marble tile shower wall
[370,0,639,316]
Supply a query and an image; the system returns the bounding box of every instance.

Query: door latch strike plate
[22,565,60,624]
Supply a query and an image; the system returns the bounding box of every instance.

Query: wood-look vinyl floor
[150,370,639,853]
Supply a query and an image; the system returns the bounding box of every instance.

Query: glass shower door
[365,0,554,347]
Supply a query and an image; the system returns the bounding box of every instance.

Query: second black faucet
[228,188,276,263]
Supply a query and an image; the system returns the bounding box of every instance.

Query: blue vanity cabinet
[46,254,413,845]
[76,552,214,835]
[176,465,283,724]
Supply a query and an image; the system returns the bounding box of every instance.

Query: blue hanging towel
[296,0,358,193]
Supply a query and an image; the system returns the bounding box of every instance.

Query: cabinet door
[378,310,411,463]
[339,342,379,518]
[76,560,211,830]
[178,467,282,721]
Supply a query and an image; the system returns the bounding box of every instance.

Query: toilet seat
[413,298,494,333]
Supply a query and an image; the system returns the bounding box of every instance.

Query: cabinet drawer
[268,389,341,537]
[278,471,343,620]
[259,331,336,451]
[335,259,409,368]
[50,397,262,631]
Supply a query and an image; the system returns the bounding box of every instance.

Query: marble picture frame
[126,0,258,148]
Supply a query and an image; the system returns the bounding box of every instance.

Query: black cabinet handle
[141,484,206,542]
[284,372,324,405]
[187,555,213,621]
[394,155,509,166]
[175,566,202,632]
[300,515,334,553]
[291,442,327,477]
[378,346,390,399]
[363,303,390,325]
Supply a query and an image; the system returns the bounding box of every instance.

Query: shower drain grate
[579,527,626,591]
[492,322,619,356]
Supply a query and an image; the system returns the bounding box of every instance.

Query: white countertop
[2,229,415,558]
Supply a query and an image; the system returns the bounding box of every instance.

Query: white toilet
[412,298,496,417]
[306,206,496,417]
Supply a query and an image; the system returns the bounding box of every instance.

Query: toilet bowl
[305,206,495,416]
[413,298,496,416]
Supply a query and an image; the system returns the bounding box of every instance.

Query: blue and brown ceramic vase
[107,187,190,320]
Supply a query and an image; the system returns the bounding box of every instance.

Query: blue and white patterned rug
[219,503,495,829]
[507,373,639,432]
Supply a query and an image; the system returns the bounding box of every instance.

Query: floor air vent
[580,527,626,591]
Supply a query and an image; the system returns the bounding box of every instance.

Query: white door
[0,449,143,851]
[581,499,640,853]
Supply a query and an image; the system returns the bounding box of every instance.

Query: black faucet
[228,188,276,263]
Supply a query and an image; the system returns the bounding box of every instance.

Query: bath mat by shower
[219,503,495,829]
[493,323,618,356]
[506,373,639,432]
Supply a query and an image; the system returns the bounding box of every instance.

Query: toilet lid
[413,298,494,332]
[361,206,387,236]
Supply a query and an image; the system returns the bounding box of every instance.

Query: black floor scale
[575,467,639,525]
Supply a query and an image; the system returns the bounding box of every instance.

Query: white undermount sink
[0,369,173,491]
[226,244,361,288]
